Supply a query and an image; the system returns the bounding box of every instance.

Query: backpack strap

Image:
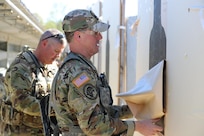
[22,51,47,97]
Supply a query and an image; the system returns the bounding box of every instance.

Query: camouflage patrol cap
[62,9,110,32]
[40,29,65,42]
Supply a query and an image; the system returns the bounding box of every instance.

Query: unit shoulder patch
[83,84,98,100]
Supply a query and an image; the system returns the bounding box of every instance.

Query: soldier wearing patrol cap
[50,9,163,136]
[0,29,66,136]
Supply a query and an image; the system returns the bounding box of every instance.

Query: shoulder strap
[51,52,80,93]
[51,52,98,101]
[22,51,44,97]
[60,52,97,73]
[27,51,40,66]
[26,51,45,74]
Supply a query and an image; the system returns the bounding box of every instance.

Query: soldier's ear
[73,31,81,41]
[41,39,48,47]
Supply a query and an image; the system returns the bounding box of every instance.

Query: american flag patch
[72,73,90,88]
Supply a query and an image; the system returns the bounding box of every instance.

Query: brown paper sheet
[116,60,165,120]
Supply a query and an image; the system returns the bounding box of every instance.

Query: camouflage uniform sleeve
[66,62,135,136]
[106,105,133,119]
[0,77,6,100]
[5,62,40,116]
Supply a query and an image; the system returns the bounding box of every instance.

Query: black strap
[27,51,45,74]
[27,51,39,96]
[26,51,44,97]
[26,51,55,135]
[61,52,99,76]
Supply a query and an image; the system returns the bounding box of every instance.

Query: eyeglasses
[82,30,101,37]
[42,34,65,41]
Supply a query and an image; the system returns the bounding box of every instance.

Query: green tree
[44,20,63,31]
[32,2,67,31]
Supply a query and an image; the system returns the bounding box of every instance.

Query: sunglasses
[42,34,65,41]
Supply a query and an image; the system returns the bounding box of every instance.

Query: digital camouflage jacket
[51,52,135,136]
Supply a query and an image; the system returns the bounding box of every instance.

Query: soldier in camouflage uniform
[50,9,163,136]
[0,29,66,136]
[0,73,5,100]
[0,73,6,122]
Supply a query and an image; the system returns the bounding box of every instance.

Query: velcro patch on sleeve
[72,73,90,88]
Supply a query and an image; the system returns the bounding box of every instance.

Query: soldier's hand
[135,118,163,136]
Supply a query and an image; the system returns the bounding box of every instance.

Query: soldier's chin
[48,59,54,64]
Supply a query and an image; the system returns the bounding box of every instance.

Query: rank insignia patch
[83,84,98,100]
[72,73,90,88]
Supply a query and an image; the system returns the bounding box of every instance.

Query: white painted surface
[137,0,204,135]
